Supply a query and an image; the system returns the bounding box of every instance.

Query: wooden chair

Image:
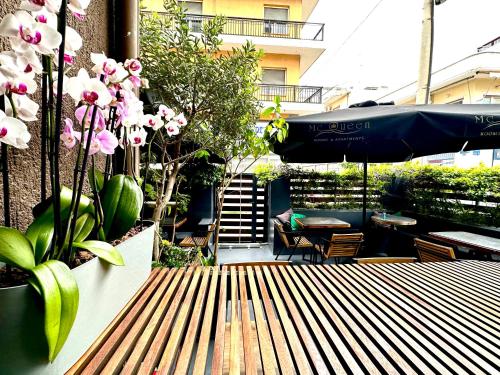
[414,238,456,262]
[274,220,314,261]
[354,257,417,264]
[314,233,364,264]
[224,261,291,266]
[179,223,215,254]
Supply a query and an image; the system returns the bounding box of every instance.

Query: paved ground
[217,243,324,265]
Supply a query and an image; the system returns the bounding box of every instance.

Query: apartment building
[143,0,326,122]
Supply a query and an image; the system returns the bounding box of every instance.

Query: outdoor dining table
[295,216,351,229]
[429,231,500,256]
[70,261,500,374]
[371,213,417,228]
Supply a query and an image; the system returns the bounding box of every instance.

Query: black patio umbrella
[273,104,500,225]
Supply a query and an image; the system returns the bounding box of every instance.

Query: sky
[303,0,500,92]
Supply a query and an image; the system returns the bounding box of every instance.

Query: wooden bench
[68,262,500,374]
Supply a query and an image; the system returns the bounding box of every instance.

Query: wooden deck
[67,261,500,374]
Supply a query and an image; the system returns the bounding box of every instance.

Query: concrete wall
[0,1,110,229]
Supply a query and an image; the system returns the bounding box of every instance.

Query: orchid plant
[0,0,180,361]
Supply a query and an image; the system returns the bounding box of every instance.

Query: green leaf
[101,175,143,240]
[73,241,124,266]
[26,187,93,263]
[88,168,104,193]
[0,227,35,270]
[73,213,95,243]
[30,260,79,361]
[194,149,210,159]
[261,106,274,117]
[273,95,281,106]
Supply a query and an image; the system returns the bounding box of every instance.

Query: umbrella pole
[362,160,368,228]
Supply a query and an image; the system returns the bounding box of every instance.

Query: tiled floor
[217,243,317,265]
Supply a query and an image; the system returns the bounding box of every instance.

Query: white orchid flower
[0,49,42,76]
[174,113,187,127]
[165,121,180,137]
[0,11,62,55]
[66,68,112,107]
[0,109,31,149]
[124,59,142,76]
[91,53,128,84]
[127,127,147,147]
[20,0,61,14]
[5,94,39,122]
[68,0,91,17]
[141,114,163,131]
[157,105,175,121]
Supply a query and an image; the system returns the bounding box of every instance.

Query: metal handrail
[142,11,325,41]
[257,84,323,104]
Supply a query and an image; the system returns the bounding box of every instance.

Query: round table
[371,214,417,227]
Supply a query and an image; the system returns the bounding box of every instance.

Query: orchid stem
[91,156,104,238]
[140,131,157,226]
[41,57,50,202]
[67,99,101,262]
[52,0,68,251]
[0,96,10,228]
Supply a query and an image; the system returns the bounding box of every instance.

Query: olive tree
[140,0,266,259]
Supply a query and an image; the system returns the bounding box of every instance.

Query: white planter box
[0,225,154,375]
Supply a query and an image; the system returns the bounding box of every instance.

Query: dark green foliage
[264,164,500,227]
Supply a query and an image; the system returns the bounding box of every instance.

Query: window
[261,68,286,100]
[262,68,286,85]
[264,6,288,35]
[180,1,202,32]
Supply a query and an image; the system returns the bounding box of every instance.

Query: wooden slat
[238,266,258,374]
[67,262,500,375]
[356,264,500,371]
[257,266,310,373]
[80,268,169,375]
[192,267,219,375]
[265,266,330,374]
[173,267,212,375]
[229,266,241,375]
[117,268,185,374]
[157,267,203,373]
[246,266,279,374]
[66,268,160,375]
[137,267,195,374]
[211,266,228,375]
[253,266,298,374]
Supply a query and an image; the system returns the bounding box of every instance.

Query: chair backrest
[274,220,291,248]
[414,238,456,262]
[354,257,417,264]
[323,233,363,259]
[224,261,291,267]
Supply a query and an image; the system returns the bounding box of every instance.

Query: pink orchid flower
[75,105,106,131]
[174,113,187,127]
[81,129,118,155]
[141,114,163,131]
[165,121,180,137]
[127,127,147,147]
[124,59,142,76]
[61,118,80,149]
[157,105,175,121]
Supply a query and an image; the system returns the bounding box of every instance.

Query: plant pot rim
[0,224,155,291]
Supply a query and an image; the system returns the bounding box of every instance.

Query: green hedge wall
[261,164,500,228]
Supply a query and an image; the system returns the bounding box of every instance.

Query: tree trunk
[212,165,228,265]
[416,0,434,105]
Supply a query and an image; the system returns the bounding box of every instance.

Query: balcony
[257,84,323,104]
[143,12,325,41]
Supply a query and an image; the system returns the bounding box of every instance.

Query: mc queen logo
[311,121,371,138]
[475,115,500,129]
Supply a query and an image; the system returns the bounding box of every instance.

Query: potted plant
[0,1,174,373]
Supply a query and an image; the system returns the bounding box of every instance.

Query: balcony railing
[257,84,323,104]
[143,12,325,41]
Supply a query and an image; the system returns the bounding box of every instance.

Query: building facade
[143,0,325,121]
